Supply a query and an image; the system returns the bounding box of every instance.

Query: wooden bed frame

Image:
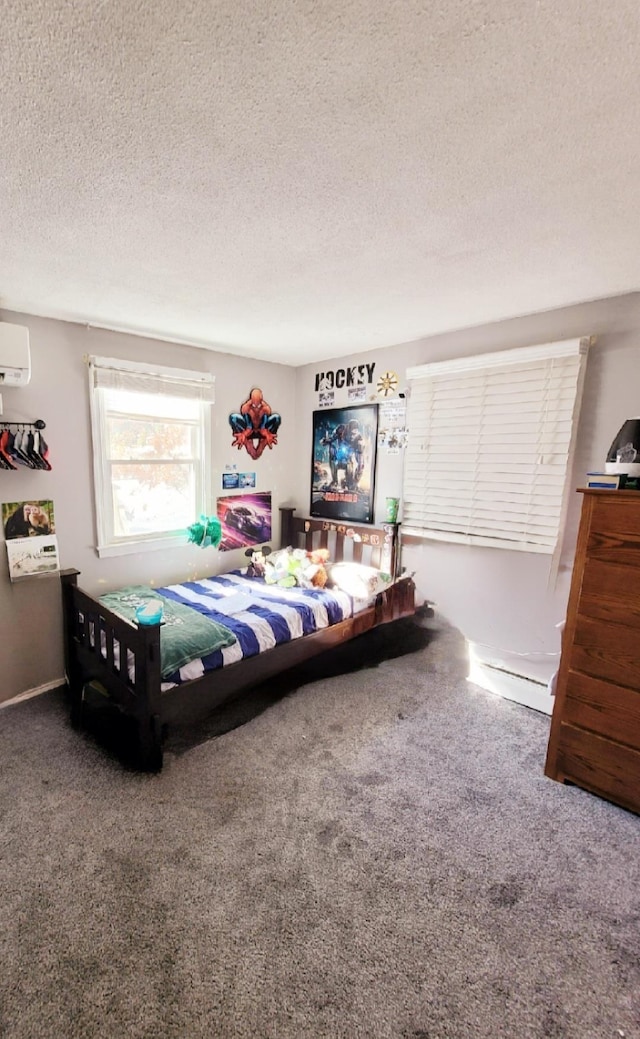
[60,507,416,770]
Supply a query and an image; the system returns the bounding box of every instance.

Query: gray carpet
[1,616,639,1039]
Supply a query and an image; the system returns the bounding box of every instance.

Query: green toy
[187,515,222,549]
[264,547,308,588]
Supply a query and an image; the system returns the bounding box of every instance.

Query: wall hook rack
[2,419,46,430]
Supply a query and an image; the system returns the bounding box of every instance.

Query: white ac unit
[0,322,31,386]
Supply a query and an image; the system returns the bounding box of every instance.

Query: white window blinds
[403,338,590,553]
[89,355,215,401]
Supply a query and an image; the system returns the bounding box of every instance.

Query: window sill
[401,528,553,553]
[96,534,188,558]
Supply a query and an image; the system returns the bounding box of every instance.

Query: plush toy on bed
[263,546,331,589]
[302,547,330,589]
[244,545,271,579]
[264,547,304,588]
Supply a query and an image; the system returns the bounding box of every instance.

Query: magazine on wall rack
[2,500,60,581]
[5,535,59,580]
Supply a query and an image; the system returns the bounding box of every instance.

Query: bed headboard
[279,507,401,578]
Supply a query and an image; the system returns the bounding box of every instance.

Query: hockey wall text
[314,363,376,393]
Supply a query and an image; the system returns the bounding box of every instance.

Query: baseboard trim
[0,678,66,710]
[467,659,553,715]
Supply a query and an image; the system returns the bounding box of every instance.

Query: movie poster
[216,491,272,551]
[310,405,378,524]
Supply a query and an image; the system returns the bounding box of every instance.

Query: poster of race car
[216,491,272,551]
[310,404,378,523]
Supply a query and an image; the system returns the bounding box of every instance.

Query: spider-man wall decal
[229,388,282,460]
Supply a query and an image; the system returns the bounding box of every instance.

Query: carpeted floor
[0,615,638,1039]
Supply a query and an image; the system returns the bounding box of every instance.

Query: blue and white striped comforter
[157,572,354,687]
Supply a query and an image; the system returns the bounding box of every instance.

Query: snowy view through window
[104,389,202,538]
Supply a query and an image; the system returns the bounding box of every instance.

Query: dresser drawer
[589,496,640,538]
[570,614,640,689]
[579,558,640,627]
[586,499,640,567]
[554,722,640,814]
[562,669,640,748]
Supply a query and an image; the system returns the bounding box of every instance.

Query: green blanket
[99,585,236,679]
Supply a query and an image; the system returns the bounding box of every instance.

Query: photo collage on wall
[222,471,256,490]
[377,397,408,454]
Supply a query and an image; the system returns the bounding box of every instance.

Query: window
[89,356,214,556]
[402,338,590,553]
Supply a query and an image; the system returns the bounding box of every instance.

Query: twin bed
[61,507,416,769]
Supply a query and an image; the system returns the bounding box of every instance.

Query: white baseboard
[0,677,66,710]
[467,659,553,715]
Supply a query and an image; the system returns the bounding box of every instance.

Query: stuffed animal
[264,546,331,589]
[303,547,330,588]
[264,547,305,588]
[187,515,222,548]
[244,545,271,579]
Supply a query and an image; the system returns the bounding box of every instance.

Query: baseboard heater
[467,656,553,716]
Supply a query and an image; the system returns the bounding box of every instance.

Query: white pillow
[327,562,392,600]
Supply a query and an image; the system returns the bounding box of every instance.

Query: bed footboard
[60,570,164,770]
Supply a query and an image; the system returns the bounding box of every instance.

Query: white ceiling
[2,1,640,365]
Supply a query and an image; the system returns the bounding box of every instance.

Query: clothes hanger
[0,420,50,470]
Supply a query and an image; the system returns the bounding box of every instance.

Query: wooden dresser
[545,488,640,814]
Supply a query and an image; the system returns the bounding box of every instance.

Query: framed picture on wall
[310,404,378,524]
[216,491,272,551]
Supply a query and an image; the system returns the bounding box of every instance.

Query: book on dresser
[585,472,622,489]
[545,487,640,815]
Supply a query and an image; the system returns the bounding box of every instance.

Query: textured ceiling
[2,0,640,365]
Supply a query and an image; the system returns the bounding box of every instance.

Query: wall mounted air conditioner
[0,322,31,386]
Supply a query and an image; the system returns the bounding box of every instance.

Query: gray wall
[3,292,639,705]
[0,312,297,703]
[293,292,640,687]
